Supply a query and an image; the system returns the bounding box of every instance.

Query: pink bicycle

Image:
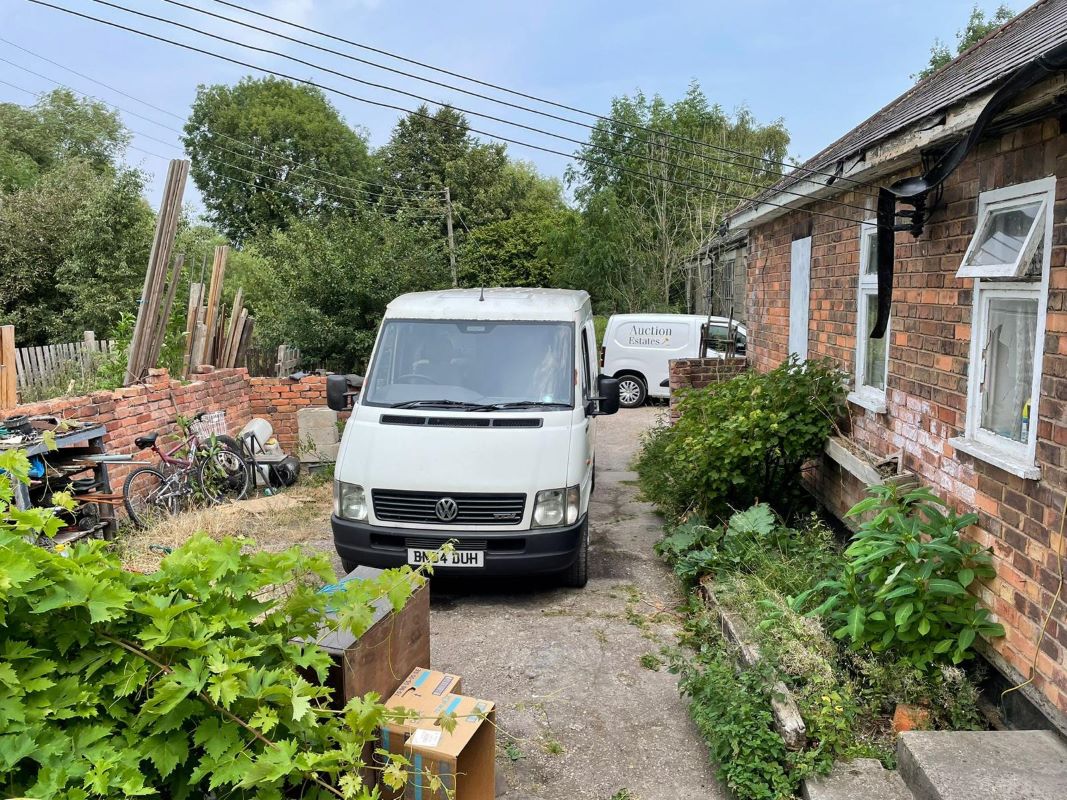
[122,411,250,528]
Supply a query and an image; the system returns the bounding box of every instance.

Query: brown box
[315,566,431,708]
[404,694,496,800]
[379,669,464,800]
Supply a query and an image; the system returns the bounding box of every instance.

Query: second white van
[602,313,746,407]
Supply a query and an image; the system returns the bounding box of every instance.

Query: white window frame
[848,222,889,414]
[957,184,1049,279]
[950,176,1055,480]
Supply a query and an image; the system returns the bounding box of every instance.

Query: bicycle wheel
[197,435,251,504]
[123,467,175,529]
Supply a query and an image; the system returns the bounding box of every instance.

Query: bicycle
[122,411,251,528]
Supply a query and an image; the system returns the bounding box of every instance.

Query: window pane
[964,201,1042,267]
[863,293,887,391]
[863,230,879,275]
[980,297,1038,443]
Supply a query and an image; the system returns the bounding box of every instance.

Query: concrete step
[802,758,913,800]
[898,730,1067,800]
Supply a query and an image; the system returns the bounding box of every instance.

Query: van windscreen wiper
[467,401,573,411]
[388,399,482,409]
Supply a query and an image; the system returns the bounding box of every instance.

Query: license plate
[406,548,484,568]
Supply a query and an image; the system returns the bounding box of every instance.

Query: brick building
[725,1,1067,732]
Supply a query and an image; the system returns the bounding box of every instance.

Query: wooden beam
[0,325,16,410]
[125,159,188,385]
[201,245,229,366]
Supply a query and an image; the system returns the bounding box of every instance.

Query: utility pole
[444,186,457,288]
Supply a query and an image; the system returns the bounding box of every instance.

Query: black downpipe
[870,39,1067,339]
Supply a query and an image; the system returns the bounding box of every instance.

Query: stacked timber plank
[182,245,253,376]
[124,159,189,386]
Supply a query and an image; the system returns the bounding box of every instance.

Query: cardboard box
[404,694,496,800]
[314,566,431,708]
[379,669,464,799]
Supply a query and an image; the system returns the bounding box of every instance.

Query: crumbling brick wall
[745,115,1067,724]
[667,356,748,421]
[248,375,332,454]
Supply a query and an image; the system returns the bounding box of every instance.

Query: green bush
[795,483,1004,668]
[0,447,443,799]
[636,356,845,523]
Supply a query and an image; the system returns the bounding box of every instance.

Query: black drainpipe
[870,39,1067,338]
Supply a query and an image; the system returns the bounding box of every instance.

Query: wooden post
[201,245,229,366]
[0,325,16,410]
[445,186,457,288]
[125,159,189,385]
[182,281,204,378]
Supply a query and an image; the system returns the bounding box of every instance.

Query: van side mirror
[326,374,363,411]
[595,375,620,416]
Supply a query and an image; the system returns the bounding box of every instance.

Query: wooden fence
[275,345,302,377]
[14,331,115,396]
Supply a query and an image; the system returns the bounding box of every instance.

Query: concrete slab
[803,758,912,800]
[296,406,339,463]
[898,730,1067,800]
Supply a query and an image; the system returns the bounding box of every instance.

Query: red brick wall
[249,375,332,453]
[667,357,748,421]
[10,369,338,486]
[12,367,254,489]
[745,116,1067,724]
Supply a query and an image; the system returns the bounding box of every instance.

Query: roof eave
[729,72,1067,232]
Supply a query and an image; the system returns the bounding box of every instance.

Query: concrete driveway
[428,406,723,800]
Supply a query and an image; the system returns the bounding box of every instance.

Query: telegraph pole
[444,186,457,287]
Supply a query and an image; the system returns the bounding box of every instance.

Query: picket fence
[14,332,115,393]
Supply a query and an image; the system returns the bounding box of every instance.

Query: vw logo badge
[435,497,459,522]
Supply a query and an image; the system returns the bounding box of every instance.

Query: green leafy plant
[636,357,845,523]
[0,447,445,799]
[795,483,1004,668]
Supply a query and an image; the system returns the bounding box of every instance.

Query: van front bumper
[331,514,586,576]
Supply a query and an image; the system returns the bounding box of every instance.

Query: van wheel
[563,519,589,588]
[340,558,359,574]
[617,375,647,408]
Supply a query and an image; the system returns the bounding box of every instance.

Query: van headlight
[532,485,580,528]
[334,482,368,521]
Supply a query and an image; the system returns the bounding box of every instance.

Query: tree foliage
[913,3,1015,81]
[0,446,437,800]
[183,77,373,244]
[553,82,789,313]
[243,212,446,372]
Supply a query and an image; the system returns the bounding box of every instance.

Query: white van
[602,313,747,407]
[326,288,620,587]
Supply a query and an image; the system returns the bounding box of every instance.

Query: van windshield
[363,319,575,409]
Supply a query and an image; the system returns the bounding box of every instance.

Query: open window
[957,184,1048,279]
[849,222,888,413]
[950,176,1056,480]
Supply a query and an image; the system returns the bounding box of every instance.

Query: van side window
[580,328,591,401]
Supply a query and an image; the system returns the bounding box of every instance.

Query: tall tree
[555,82,789,312]
[913,3,1016,81]
[0,88,128,191]
[183,77,372,243]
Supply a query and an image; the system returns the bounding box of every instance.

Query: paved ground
[428,406,723,800]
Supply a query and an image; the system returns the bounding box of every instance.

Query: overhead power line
[26,0,883,230]
[86,0,874,217]
[0,52,447,214]
[2,74,448,222]
[0,36,442,199]
[207,0,880,196]
[165,0,870,202]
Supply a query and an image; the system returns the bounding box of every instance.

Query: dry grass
[119,481,334,573]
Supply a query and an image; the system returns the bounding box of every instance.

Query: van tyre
[563,518,589,588]
[340,558,359,574]
[617,375,647,408]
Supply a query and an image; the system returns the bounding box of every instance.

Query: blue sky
[0,0,1026,212]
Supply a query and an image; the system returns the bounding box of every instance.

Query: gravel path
[428,406,723,800]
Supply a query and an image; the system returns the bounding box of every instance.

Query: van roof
[607,313,744,327]
[386,288,592,321]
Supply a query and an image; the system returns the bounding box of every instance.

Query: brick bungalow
[722,0,1067,733]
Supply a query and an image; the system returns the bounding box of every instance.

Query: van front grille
[372,489,526,525]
